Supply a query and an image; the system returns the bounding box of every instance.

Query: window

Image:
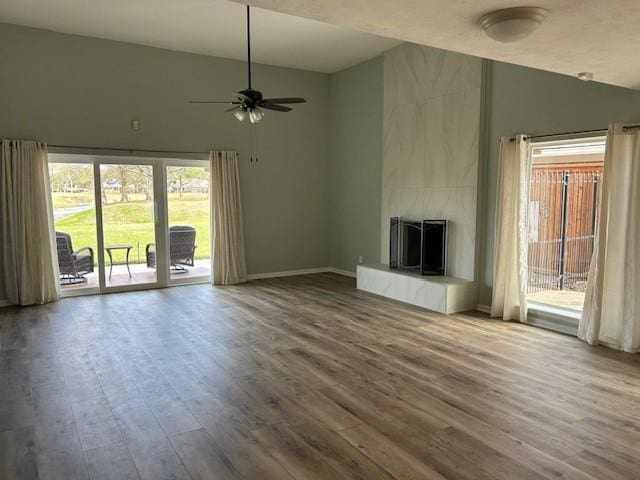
[526,137,605,313]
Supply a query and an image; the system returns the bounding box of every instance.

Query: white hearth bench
[357,264,477,314]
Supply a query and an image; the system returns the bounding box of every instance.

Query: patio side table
[105,244,133,280]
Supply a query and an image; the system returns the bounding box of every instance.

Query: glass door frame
[94,156,167,294]
[164,158,212,286]
[48,153,102,297]
[524,135,606,330]
[49,148,211,297]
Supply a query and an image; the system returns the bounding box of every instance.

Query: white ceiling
[0,0,401,74]
[239,0,640,90]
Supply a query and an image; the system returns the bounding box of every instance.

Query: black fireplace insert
[390,217,447,275]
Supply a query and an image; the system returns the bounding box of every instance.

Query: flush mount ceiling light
[479,7,549,43]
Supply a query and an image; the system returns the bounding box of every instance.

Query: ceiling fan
[190,5,306,124]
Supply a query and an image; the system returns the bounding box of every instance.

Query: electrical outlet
[358,256,364,264]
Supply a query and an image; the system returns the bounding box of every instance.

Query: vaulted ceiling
[3,0,639,89]
[0,0,401,73]
[239,0,640,89]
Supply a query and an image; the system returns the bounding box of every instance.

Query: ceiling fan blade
[261,103,292,112]
[189,100,236,104]
[225,106,242,112]
[262,97,306,104]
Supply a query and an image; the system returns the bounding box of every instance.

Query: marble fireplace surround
[357,264,477,314]
[380,43,483,282]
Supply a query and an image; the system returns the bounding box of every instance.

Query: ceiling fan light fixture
[249,107,264,124]
[479,7,548,43]
[234,108,247,122]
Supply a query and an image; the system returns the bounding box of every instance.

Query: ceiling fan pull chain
[249,123,255,163]
[255,124,259,163]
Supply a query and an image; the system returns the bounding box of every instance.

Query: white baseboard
[476,304,491,314]
[247,267,329,280]
[326,267,357,278]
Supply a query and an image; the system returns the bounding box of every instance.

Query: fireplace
[390,217,447,275]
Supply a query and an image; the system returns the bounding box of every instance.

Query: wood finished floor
[1,273,640,480]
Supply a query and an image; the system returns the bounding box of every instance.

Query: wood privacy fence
[527,165,602,293]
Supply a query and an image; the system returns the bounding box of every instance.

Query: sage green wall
[328,57,383,272]
[479,61,640,306]
[0,23,330,299]
[6,21,640,306]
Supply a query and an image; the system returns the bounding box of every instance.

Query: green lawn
[54,193,210,264]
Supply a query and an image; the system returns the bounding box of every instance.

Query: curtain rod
[47,144,209,155]
[510,124,640,142]
[527,128,607,140]
[509,128,606,142]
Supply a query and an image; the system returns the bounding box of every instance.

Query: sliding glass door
[49,152,211,296]
[98,162,159,289]
[526,137,605,313]
[49,159,100,294]
[166,163,211,284]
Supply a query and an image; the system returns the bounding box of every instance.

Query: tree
[49,163,93,202]
[130,166,154,201]
[167,167,203,198]
[99,165,154,203]
[100,165,131,203]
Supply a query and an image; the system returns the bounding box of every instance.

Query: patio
[61,258,211,291]
[528,288,585,312]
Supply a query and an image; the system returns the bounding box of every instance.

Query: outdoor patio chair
[146,225,197,274]
[56,231,95,285]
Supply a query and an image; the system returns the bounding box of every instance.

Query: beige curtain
[491,135,531,322]
[210,150,247,285]
[1,140,60,305]
[579,124,640,353]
